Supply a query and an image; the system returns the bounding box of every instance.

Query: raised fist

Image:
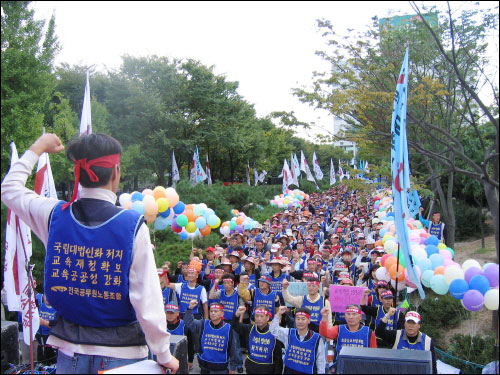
[278,306,288,316]
[236,306,246,317]
[189,300,198,310]
[282,279,289,290]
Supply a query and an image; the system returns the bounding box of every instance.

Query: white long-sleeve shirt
[1,150,172,363]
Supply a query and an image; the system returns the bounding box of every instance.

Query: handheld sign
[329,285,365,313]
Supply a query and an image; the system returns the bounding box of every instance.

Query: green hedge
[447,333,498,374]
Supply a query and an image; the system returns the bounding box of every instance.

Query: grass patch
[474,247,495,255]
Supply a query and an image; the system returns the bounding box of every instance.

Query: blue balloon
[425,235,439,246]
[469,275,490,295]
[429,253,444,269]
[417,258,432,273]
[131,201,145,215]
[449,279,469,300]
[195,217,207,229]
[173,201,186,215]
[159,208,171,218]
[421,270,435,288]
[380,228,388,237]
[179,231,188,241]
[131,192,144,202]
[154,217,169,230]
[387,212,395,217]
[386,216,394,221]
[425,245,439,257]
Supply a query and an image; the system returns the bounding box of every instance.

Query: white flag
[254,167,259,186]
[80,70,92,136]
[290,153,299,187]
[339,160,345,181]
[258,170,267,183]
[300,151,316,182]
[300,150,307,173]
[191,146,207,185]
[5,143,39,345]
[312,152,324,180]
[246,162,251,186]
[172,151,180,188]
[365,161,370,173]
[190,150,197,185]
[330,159,336,186]
[206,154,212,185]
[292,153,301,182]
[34,149,57,200]
[282,159,293,193]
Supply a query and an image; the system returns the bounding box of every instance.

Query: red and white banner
[4,143,39,345]
[34,150,57,199]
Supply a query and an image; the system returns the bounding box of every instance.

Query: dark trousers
[244,358,277,374]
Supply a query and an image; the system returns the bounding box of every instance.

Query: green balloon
[176,214,188,227]
[229,220,237,230]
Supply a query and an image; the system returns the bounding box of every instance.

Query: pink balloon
[443,258,455,267]
[440,249,452,260]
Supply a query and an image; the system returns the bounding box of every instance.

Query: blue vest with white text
[396,330,429,351]
[219,289,239,320]
[375,305,398,330]
[253,289,276,320]
[429,222,444,241]
[301,295,324,325]
[248,324,275,365]
[167,320,185,336]
[179,283,203,315]
[270,272,287,297]
[38,303,57,336]
[45,201,141,327]
[335,324,371,355]
[284,329,320,374]
[199,320,231,364]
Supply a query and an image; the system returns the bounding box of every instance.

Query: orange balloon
[434,266,445,275]
[144,214,156,224]
[185,208,196,222]
[200,225,212,236]
[222,221,229,228]
[389,264,405,281]
[384,256,397,270]
[236,216,245,225]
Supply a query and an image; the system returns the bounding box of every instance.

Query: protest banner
[329,285,365,313]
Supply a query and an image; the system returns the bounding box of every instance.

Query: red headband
[295,311,311,319]
[222,278,234,283]
[210,304,225,311]
[254,308,272,318]
[62,153,121,210]
[345,307,362,315]
[307,281,320,286]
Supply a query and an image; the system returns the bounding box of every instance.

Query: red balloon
[380,254,392,267]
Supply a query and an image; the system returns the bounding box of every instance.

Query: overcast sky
[31,1,498,141]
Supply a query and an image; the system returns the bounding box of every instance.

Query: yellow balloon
[438,243,447,250]
[210,217,221,229]
[156,197,170,212]
[186,222,197,233]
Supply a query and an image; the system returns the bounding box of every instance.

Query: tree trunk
[133,176,139,191]
[157,168,166,187]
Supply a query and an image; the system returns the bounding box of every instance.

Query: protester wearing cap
[320,303,377,372]
[376,309,437,374]
[184,300,239,374]
[282,278,326,333]
[231,305,284,374]
[266,257,289,299]
[360,288,404,348]
[271,306,326,374]
[239,275,283,321]
[242,256,261,287]
[201,247,217,275]
[228,247,245,275]
[165,304,185,336]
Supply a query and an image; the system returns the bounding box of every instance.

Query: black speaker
[337,347,432,374]
[1,321,19,371]
[169,335,188,374]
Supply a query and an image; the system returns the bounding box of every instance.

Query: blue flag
[390,47,425,299]
[407,190,422,218]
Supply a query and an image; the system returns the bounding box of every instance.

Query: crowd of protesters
[159,184,437,374]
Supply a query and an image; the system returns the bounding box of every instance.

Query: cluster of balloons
[269,189,309,209]
[371,189,499,312]
[219,209,260,236]
[118,186,221,241]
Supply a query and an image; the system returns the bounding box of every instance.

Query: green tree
[1,1,60,179]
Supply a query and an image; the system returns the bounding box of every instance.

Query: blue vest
[429,222,444,240]
[396,330,429,351]
[45,201,141,327]
[248,324,275,365]
[249,273,257,287]
[219,289,239,320]
[38,303,57,336]
[301,295,324,325]
[199,320,231,364]
[284,329,320,374]
[162,288,171,306]
[335,325,371,356]
[270,272,287,297]
[167,320,185,336]
[177,274,186,284]
[179,284,203,315]
[375,306,398,330]
[334,312,346,325]
[253,289,276,319]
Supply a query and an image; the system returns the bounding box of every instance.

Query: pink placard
[329,285,365,313]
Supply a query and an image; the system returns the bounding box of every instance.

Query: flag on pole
[290,153,299,187]
[292,153,301,180]
[407,190,422,218]
[34,130,57,199]
[300,151,316,182]
[254,167,259,186]
[246,162,251,186]
[338,160,345,181]
[190,146,207,185]
[365,161,370,173]
[80,70,92,136]
[206,154,212,185]
[258,170,267,183]
[391,47,425,299]
[312,152,324,180]
[330,159,336,186]
[282,159,293,193]
[4,143,40,345]
[172,151,180,188]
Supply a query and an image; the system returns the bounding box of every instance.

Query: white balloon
[462,259,481,272]
[119,193,132,206]
[484,289,499,310]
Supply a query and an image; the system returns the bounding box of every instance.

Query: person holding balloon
[375,309,437,374]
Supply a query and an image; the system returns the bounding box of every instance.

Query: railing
[435,347,486,373]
